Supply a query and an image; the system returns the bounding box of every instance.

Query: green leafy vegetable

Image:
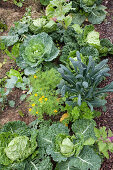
[94,127,113,158]
[46,0,72,29]
[72,0,106,24]
[5,135,37,162]
[0,121,38,167]
[29,18,57,34]
[16,32,59,75]
[58,51,113,110]
[69,146,101,170]
[7,69,23,83]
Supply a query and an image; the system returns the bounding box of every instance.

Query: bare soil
[0,0,41,125]
[0,0,113,169]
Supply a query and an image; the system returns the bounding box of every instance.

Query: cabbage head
[4,136,37,162]
[60,137,75,157]
[55,134,75,157]
[16,32,59,74]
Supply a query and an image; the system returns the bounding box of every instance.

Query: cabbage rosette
[55,134,76,157]
[16,32,59,74]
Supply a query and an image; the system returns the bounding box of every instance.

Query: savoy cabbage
[72,0,107,25]
[16,32,59,75]
[0,120,53,170]
[0,121,38,167]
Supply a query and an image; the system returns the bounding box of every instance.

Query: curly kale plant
[72,0,107,25]
[58,51,113,110]
[16,32,59,75]
[50,25,113,65]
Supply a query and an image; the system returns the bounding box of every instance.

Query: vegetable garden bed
[0,0,113,169]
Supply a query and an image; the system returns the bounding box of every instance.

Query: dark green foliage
[40,0,50,6]
[80,46,99,61]
[0,121,30,136]
[72,0,106,24]
[100,38,113,55]
[72,119,96,141]
[58,51,113,110]
[69,146,101,170]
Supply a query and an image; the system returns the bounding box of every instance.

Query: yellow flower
[29,108,32,112]
[60,113,69,122]
[36,112,38,114]
[34,75,37,79]
[54,110,58,113]
[57,98,60,102]
[39,98,42,101]
[32,103,35,107]
[35,93,38,96]
[45,98,48,101]
[42,96,44,98]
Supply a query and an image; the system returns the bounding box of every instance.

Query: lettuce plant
[51,25,113,65]
[29,18,57,34]
[60,102,101,125]
[16,32,59,75]
[46,0,72,29]
[76,25,113,57]
[58,51,113,110]
[0,69,32,110]
[72,0,107,25]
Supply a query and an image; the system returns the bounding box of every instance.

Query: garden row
[0,0,113,169]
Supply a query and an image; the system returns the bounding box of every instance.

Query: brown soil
[95,0,113,42]
[0,0,42,125]
[94,1,113,169]
[95,57,113,170]
[0,0,113,169]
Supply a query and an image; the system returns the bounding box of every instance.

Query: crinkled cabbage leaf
[16,32,59,74]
